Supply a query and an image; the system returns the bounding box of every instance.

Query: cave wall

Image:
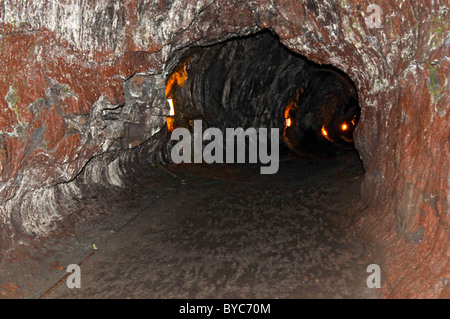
[0,0,448,298]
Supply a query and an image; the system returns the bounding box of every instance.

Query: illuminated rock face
[0,1,448,298]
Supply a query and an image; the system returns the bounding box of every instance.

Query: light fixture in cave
[341,123,348,131]
[282,87,302,154]
[286,118,291,127]
[284,101,294,127]
[166,98,175,132]
[167,98,175,116]
[165,59,191,132]
[166,98,176,131]
[321,125,333,142]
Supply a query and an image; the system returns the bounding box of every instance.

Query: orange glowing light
[167,98,175,116]
[165,61,191,132]
[166,117,175,132]
[284,107,290,119]
[282,86,303,154]
[165,63,189,98]
[321,125,334,142]
[341,123,348,131]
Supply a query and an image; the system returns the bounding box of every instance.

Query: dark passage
[166,31,360,159]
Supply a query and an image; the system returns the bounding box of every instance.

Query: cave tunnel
[4,31,373,299]
[0,1,448,301]
[165,31,361,161]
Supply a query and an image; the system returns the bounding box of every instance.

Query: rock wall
[0,0,448,298]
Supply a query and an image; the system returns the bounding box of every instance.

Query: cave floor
[0,151,379,299]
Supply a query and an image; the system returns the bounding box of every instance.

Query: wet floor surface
[0,152,379,298]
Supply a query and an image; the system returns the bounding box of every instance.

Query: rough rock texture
[0,0,448,298]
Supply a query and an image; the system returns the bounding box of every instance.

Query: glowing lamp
[167,98,175,116]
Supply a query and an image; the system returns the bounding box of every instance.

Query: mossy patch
[426,65,445,104]
[429,9,448,47]
[5,86,26,127]
[5,86,18,107]
[61,84,76,100]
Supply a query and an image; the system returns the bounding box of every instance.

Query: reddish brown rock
[0,0,448,298]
